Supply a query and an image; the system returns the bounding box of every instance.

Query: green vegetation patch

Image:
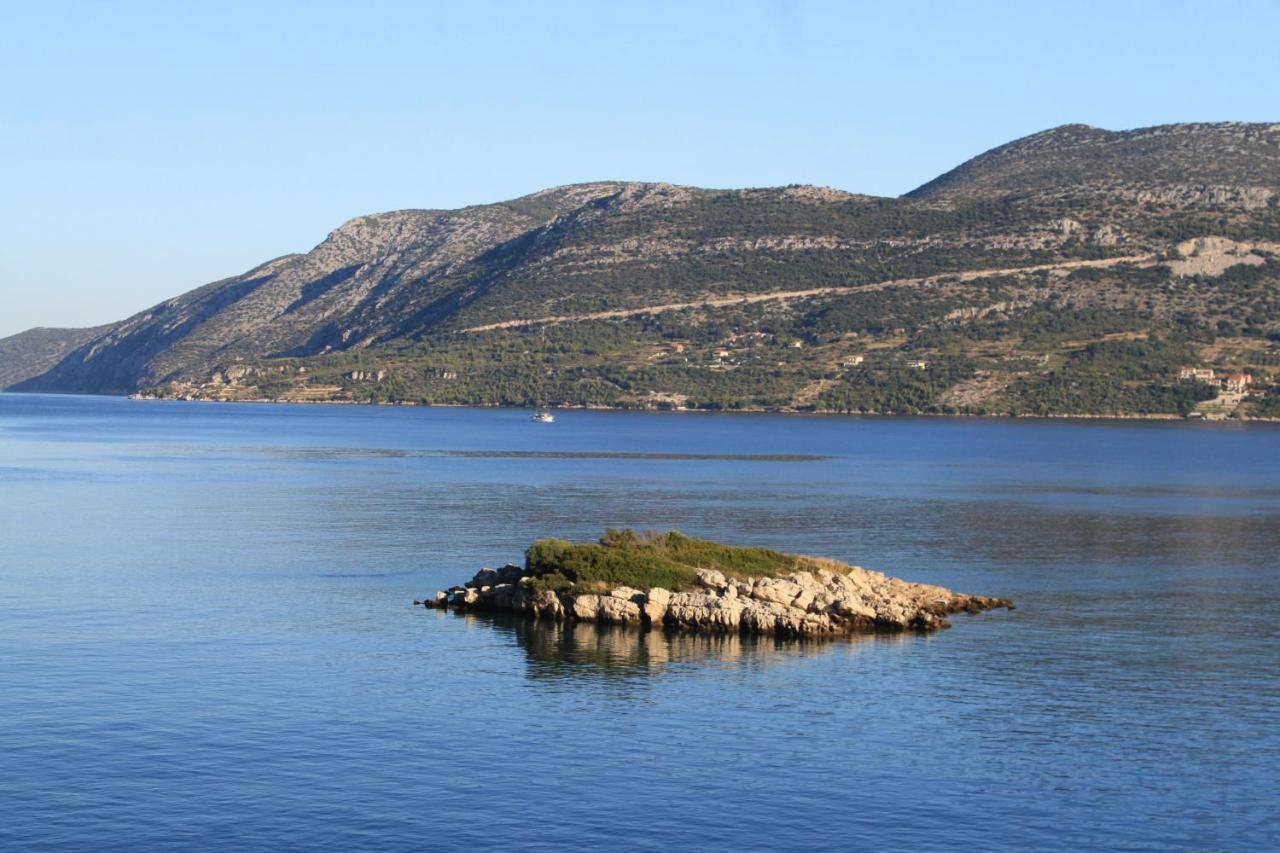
[1006,335,1218,415]
[524,529,801,594]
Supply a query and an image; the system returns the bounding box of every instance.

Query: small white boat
[531,408,555,423]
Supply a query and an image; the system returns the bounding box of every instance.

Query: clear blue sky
[2,0,1278,338]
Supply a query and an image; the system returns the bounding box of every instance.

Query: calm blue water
[1,394,1277,851]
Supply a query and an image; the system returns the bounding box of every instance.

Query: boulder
[571,594,602,621]
[694,569,729,590]
[830,596,876,623]
[791,588,816,613]
[643,587,671,625]
[468,567,499,588]
[751,578,802,607]
[610,586,645,602]
[531,589,564,619]
[740,599,786,633]
[449,587,479,607]
[596,595,642,625]
[667,591,743,632]
[489,583,517,609]
[497,564,526,584]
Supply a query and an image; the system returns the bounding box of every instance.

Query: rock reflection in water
[458,611,900,680]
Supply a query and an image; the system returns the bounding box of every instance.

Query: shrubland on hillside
[7,123,1280,417]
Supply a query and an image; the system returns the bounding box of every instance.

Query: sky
[2,0,1279,338]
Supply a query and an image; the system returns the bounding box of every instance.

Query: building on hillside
[908,359,928,370]
[842,355,864,367]
[1223,373,1252,393]
[1179,366,1216,382]
[788,340,804,349]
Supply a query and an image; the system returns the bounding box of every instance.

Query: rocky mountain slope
[9,183,626,394]
[6,122,1280,417]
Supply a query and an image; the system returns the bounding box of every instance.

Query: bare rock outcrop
[420,561,1011,638]
[1168,236,1276,278]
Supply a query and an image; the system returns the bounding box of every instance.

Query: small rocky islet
[418,530,1012,637]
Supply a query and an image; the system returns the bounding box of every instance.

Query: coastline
[4,388,1280,423]
[100,390,1280,424]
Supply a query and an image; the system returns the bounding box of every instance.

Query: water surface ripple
[1,395,1277,850]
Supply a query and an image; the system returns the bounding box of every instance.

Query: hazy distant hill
[0,325,112,390]
[6,123,1280,417]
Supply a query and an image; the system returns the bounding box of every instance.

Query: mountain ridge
[908,121,1280,200]
[6,122,1280,417]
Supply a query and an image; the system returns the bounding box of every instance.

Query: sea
[1,393,1276,851]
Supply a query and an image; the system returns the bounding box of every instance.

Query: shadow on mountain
[281,264,361,316]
